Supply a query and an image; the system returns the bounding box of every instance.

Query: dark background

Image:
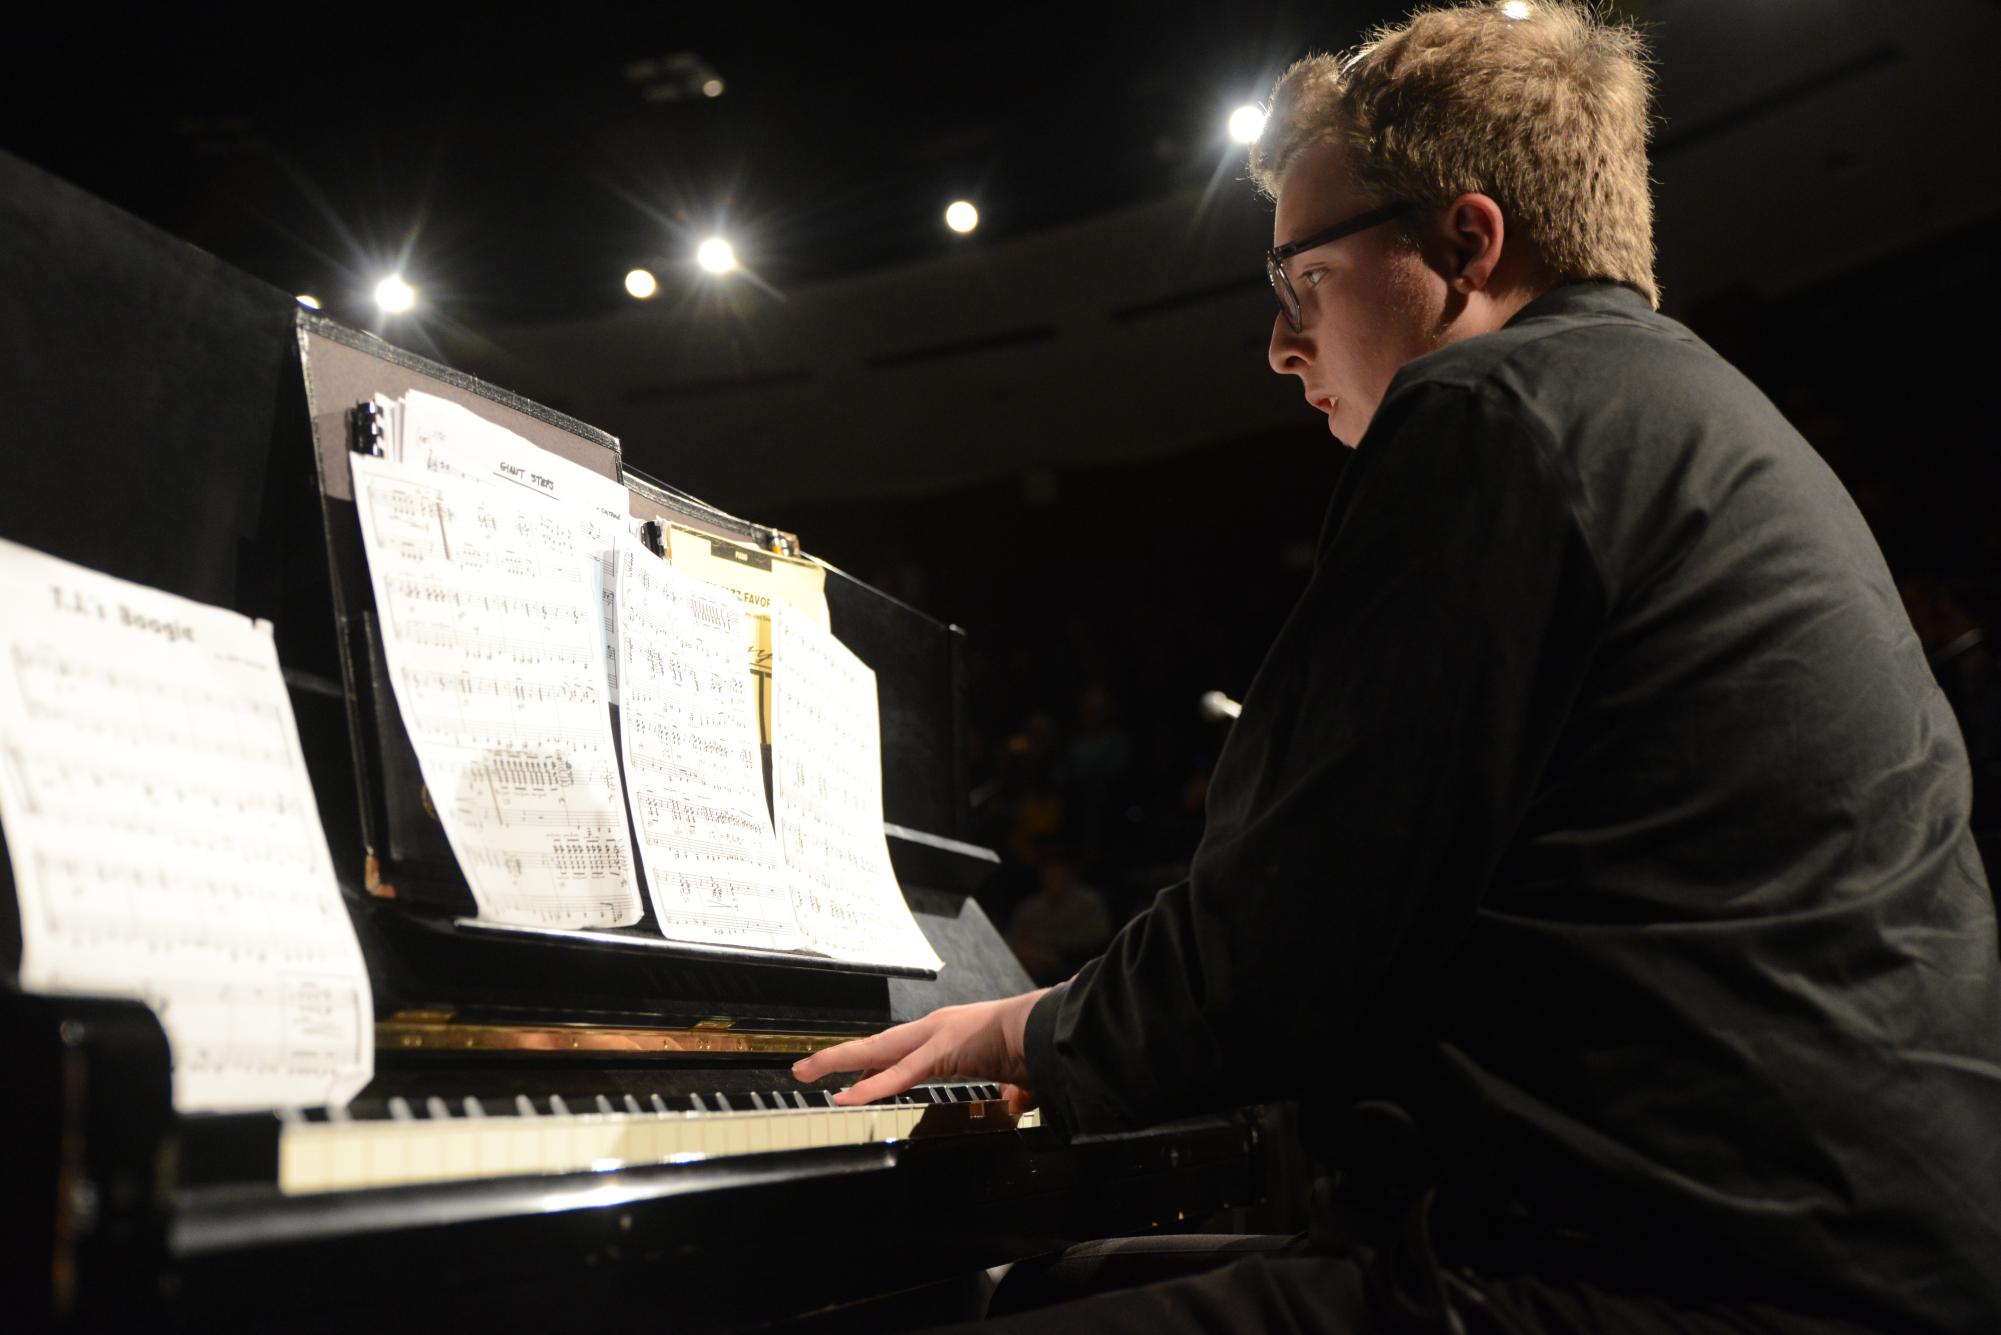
[8,1,1998,953]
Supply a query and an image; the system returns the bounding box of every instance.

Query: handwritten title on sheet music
[50,586,195,643]
[497,460,558,495]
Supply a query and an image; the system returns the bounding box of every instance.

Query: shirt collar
[1504,280,1653,328]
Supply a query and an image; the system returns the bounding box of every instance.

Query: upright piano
[0,152,1269,1332]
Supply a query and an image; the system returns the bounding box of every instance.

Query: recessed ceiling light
[696,238,738,274]
[373,275,415,313]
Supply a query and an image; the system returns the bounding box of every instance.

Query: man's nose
[1268,313,1311,377]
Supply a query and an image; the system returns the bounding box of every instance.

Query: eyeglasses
[1265,202,1412,332]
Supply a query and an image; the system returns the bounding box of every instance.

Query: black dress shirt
[1024,283,2001,1332]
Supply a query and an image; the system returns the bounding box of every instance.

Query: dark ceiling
[8,2,1409,323]
[10,2,1999,522]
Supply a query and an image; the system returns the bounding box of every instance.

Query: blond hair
[1251,1,1658,306]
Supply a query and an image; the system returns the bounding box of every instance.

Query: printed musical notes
[382,390,632,705]
[350,453,642,929]
[615,538,801,948]
[769,602,943,972]
[0,539,373,1113]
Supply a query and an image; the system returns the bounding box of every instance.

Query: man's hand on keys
[793,988,1049,1116]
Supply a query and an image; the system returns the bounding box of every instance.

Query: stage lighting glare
[374,274,416,314]
[295,294,322,310]
[702,78,725,98]
[625,268,659,299]
[1500,1,1532,17]
[944,200,979,234]
[1228,105,1266,144]
[696,237,738,274]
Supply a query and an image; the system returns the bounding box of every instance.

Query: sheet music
[658,521,830,743]
[0,539,373,1112]
[350,452,642,928]
[614,537,803,950]
[383,390,631,704]
[769,602,943,971]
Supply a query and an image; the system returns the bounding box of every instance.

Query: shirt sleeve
[1023,378,1611,1131]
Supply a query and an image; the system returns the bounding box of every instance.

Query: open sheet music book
[0,539,373,1112]
[355,396,943,975]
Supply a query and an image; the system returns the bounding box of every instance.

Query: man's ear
[1441,192,1506,294]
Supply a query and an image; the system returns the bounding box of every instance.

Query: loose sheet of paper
[0,539,373,1112]
[769,602,942,971]
[614,536,802,950]
[386,390,631,704]
[350,452,641,928]
[659,522,830,742]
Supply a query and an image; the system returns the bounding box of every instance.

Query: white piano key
[365,1123,411,1186]
[278,1123,332,1194]
[327,1122,368,1189]
[437,1116,479,1180]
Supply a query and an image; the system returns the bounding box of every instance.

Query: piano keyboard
[277,1083,1040,1194]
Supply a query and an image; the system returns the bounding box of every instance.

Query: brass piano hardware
[362,853,397,900]
[373,1017,849,1057]
[692,1018,735,1030]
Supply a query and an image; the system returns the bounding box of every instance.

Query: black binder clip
[639,519,666,558]
[347,401,385,456]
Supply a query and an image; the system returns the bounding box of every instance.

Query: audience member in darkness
[1005,846,1114,986]
[1062,687,1132,870]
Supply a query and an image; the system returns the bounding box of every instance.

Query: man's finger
[793,1021,922,1083]
[832,1049,936,1106]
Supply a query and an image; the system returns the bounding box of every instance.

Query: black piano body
[0,150,1270,1331]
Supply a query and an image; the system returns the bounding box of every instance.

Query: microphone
[1198,689,1242,722]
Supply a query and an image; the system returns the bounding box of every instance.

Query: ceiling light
[701,78,725,98]
[944,200,979,234]
[625,268,659,299]
[295,294,322,310]
[1228,105,1266,144]
[696,237,738,274]
[373,275,415,314]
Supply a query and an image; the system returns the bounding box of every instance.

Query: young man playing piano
[796,4,2001,1330]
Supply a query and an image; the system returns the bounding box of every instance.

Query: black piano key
[548,1095,571,1117]
[596,1094,617,1116]
[425,1097,452,1120]
[713,1093,733,1112]
[748,1091,768,1111]
[689,1093,708,1113]
[624,1094,644,1115]
[513,1094,537,1118]
[649,1094,670,1114]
